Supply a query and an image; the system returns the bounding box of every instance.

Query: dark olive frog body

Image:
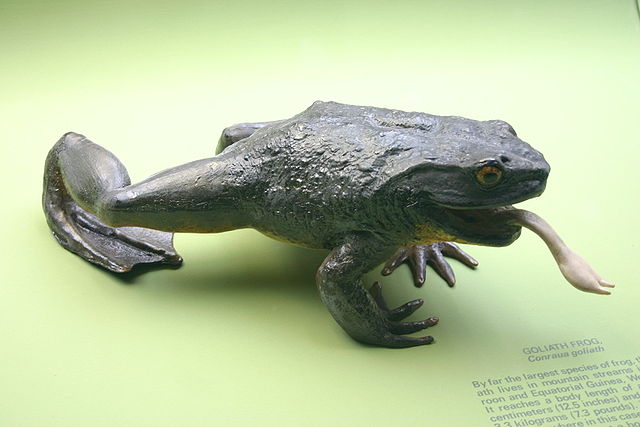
[216,101,548,249]
[43,101,551,348]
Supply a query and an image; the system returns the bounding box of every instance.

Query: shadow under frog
[42,101,615,348]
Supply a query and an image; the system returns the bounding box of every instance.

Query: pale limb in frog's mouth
[495,209,616,295]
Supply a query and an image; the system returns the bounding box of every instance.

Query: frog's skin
[43,101,550,348]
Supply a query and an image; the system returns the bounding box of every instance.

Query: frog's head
[382,117,550,247]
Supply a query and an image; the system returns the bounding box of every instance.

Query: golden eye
[476,166,503,186]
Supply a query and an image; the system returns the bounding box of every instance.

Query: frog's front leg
[317,233,437,348]
[382,242,478,287]
[215,120,283,154]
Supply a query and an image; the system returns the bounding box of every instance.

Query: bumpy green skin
[43,101,550,348]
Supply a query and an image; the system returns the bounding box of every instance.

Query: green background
[1,1,638,425]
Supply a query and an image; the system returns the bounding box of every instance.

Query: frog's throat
[417,205,521,247]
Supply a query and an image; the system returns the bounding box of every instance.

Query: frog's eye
[475,165,503,187]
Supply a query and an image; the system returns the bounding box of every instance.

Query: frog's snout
[504,151,550,180]
[534,159,551,181]
[501,153,550,201]
[526,162,551,195]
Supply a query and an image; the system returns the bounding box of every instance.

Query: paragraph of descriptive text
[471,352,640,426]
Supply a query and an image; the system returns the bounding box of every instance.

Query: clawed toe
[382,242,478,288]
[369,282,424,321]
[389,317,438,334]
[370,282,439,342]
[370,282,423,319]
[385,334,435,347]
[387,298,423,321]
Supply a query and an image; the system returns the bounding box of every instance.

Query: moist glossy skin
[220,101,549,248]
[43,101,551,348]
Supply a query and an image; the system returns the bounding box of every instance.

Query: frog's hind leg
[43,132,185,273]
[215,120,282,154]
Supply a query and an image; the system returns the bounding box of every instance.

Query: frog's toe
[427,247,457,287]
[382,246,430,286]
[369,282,423,320]
[381,248,409,275]
[382,242,478,288]
[370,282,438,337]
[440,242,479,268]
[389,317,439,335]
[72,207,183,271]
[385,334,435,348]
[387,299,424,321]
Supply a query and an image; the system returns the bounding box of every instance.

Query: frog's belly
[256,229,327,249]
[252,212,347,250]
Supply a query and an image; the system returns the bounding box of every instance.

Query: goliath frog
[43,101,615,348]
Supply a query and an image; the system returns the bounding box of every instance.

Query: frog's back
[224,101,448,194]
[220,101,532,248]
[218,102,446,247]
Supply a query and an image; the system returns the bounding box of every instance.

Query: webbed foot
[382,242,478,287]
[69,205,182,272]
[43,132,183,273]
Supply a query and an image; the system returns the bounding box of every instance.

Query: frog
[42,101,614,348]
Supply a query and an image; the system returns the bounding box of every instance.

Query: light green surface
[1,1,639,426]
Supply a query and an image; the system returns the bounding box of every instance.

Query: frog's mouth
[429,205,522,247]
[427,206,616,295]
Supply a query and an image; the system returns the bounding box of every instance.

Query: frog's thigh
[215,120,281,154]
[102,158,251,233]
